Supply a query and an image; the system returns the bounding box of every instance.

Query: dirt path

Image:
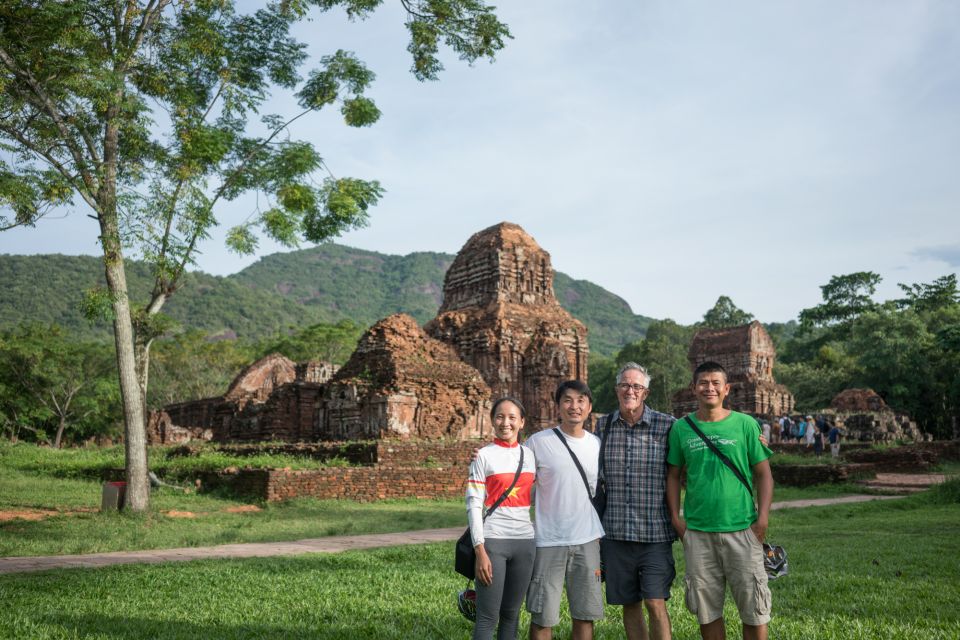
[0,493,914,576]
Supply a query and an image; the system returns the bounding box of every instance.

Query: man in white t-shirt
[524,380,606,640]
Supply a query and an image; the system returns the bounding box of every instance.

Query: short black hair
[490,396,526,420]
[693,361,727,384]
[554,379,593,404]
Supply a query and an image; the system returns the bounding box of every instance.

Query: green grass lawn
[1,486,958,639]
[0,472,467,556]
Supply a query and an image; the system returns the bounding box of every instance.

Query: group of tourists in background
[465,361,775,640]
[766,414,842,457]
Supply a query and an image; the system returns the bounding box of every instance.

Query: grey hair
[616,362,652,387]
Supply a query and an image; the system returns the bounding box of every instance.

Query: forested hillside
[0,246,653,357]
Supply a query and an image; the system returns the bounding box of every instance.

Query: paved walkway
[0,494,911,576]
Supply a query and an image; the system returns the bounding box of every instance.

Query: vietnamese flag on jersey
[483,470,535,508]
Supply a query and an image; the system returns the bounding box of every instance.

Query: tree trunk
[53,415,66,449]
[100,99,149,512]
[135,337,154,415]
[102,254,150,511]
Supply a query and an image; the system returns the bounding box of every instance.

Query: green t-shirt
[666,411,773,533]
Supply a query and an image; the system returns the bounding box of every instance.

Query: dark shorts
[601,538,676,605]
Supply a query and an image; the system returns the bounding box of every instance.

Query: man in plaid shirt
[596,362,677,640]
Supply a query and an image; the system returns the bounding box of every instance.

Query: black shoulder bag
[682,415,787,579]
[455,446,525,580]
[552,428,602,517]
[590,414,613,518]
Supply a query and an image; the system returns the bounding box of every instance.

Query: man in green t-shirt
[665,361,774,640]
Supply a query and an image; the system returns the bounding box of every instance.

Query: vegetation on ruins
[0,0,511,510]
[1,481,958,637]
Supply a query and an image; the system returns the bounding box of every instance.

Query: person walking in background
[467,397,537,640]
[813,425,824,457]
[780,415,793,442]
[666,361,775,640]
[828,422,842,458]
[804,416,816,448]
[595,362,677,640]
[761,420,772,445]
[524,380,605,640]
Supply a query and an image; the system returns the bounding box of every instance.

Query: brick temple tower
[672,321,794,419]
[425,222,589,432]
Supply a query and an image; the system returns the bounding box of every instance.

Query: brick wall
[195,439,960,501]
[196,439,481,502]
[199,464,471,502]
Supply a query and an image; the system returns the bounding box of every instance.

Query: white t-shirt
[526,427,605,547]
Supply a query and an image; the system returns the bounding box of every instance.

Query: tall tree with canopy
[0,0,510,510]
[700,295,754,329]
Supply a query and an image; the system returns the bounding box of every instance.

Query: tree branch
[0,47,102,192]
[0,124,99,212]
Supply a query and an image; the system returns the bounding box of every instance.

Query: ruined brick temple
[824,388,926,442]
[149,222,589,444]
[671,321,794,418]
[425,222,588,431]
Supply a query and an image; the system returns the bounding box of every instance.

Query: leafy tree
[799,271,881,332]
[780,273,960,438]
[148,331,257,408]
[588,354,617,415]
[256,319,363,364]
[0,1,509,510]
[775,360,854,414]
[616,319,695,414]
[700,295,754,329]
[897,274,960,312]
[594,319,695,415]
[0,324,119,447]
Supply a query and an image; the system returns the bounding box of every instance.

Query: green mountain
[0,246,652,357]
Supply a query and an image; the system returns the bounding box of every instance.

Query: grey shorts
[601,538,676,605]
[525,540,604,627]
[681,528,772,626]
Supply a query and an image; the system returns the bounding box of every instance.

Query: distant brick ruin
[672,321,794,418]
[823,388,926,442]
[148,354,339,444]
[149,222,589,444]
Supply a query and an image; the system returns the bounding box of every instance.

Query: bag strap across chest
[482,446,524,521]
[552,428,592,499]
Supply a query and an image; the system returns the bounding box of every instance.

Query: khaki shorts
[681,528,772,626]
[526,540,604,627]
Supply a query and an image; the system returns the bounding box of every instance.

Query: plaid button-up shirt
[597,406,676,543]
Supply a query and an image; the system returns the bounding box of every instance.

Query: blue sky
[2,0,959,324]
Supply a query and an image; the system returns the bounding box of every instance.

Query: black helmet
[763,542,789,580]
[457,589,477,622]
